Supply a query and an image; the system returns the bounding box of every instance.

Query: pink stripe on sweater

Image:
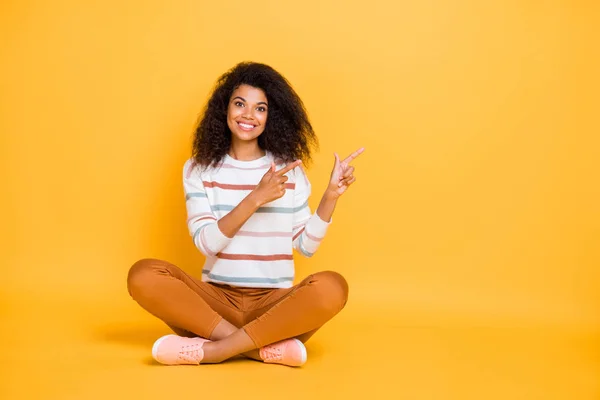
[203,181,295,190]
[305,231,323,242]
[293,227,305,241]
[192,216,217,224]
[187,212,216,223]
[237,231,293,238]
[217,253,293,261]
[220,163,270,170]
[293,222,307,231]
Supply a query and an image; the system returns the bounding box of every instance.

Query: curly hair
[192,62,318,168]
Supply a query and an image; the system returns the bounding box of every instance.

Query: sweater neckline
[224,152,271,168]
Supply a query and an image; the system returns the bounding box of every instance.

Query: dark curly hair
[192,62,318,168]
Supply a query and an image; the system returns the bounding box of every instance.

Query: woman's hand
[251,160,302,206]
[326,147,365,199]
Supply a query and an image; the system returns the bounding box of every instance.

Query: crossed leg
[127,258,348,364]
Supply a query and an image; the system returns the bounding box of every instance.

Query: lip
[237,121,256,131]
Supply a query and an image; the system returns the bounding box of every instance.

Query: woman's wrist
[317,190,338,222]
[246,190,264,209]
[323,187,340,201]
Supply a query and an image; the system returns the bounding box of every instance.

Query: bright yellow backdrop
[1,0,599,399]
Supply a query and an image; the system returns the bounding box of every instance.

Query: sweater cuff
[203,223,233,254]
[306,213,331,238]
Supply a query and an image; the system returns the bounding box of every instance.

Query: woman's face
[227,84,268,143]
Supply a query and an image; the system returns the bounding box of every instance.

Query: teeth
[239,123,254,129]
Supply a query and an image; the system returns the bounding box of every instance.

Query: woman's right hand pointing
[252,160,302,206]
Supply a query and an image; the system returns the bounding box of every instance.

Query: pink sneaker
[259,338,307,367]
[151,334,209,365]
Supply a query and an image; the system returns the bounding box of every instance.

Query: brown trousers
[127,258,349,348]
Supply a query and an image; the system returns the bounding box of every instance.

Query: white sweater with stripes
[183,152,331,288]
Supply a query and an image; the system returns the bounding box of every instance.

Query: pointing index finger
[343,147,365,164]
[275,160,302,176]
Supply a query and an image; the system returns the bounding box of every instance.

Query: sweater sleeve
[291,165,331,257]
[183,159,232,257]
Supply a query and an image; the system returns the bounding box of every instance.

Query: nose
[242,108,254,120]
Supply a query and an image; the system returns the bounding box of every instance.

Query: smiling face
[226,84,268,145]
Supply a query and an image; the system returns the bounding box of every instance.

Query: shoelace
[178,344,204,363]
[261,344,284,361]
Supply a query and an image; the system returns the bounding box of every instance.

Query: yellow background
[1,0,599,399]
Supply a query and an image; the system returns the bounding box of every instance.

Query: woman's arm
[217,160,303,238]
[316,147,364,222]
[291,148,364,257]
[185,160,301,256]
[316,191,338,223]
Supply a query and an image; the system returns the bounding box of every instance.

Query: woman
[127,61,364,367]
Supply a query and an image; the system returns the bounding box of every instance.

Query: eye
[257,106,267,112]
[235,101,244,107]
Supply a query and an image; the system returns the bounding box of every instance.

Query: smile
[237,122,256,131]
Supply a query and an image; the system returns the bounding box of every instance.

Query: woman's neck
[228,140,265,161]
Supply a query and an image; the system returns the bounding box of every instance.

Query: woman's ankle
[201,329,258,363]
[242,349,264,361]
[200,341,225,364]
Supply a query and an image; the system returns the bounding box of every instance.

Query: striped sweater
[183,152,331,288]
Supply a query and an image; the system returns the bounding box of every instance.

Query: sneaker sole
[292,338,308,365]
[151,334,177,361]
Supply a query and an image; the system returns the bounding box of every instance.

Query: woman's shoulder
[293,163,310,187]
[183,157,212,181]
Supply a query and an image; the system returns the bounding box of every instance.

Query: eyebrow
[233,96,268,106]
